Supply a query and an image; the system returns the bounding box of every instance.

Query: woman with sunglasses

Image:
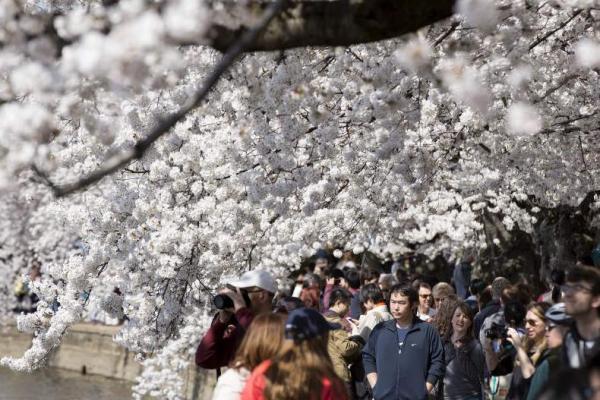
[526,303,573,400]
[505,302,550,399]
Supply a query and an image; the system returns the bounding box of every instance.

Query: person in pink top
[241,308,349,400]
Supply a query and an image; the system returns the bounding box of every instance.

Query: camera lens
[213,294,234,309]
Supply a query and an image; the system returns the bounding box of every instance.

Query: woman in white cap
[241,308,348,400]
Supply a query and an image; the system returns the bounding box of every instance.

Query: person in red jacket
[195,270,277,370]
[241,307,349,400]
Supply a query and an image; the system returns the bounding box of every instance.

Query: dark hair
[275,296,305,314]
[417,281,432,291]
[501,285,529,306]
[567,265,600,296]
[329,288,352,306]
[344,269,361,290]
[478,286,493,308]
[469,278,486,296]
[360,283,385,305]
[445,301,475,342]
[504,300,526,327]
[328,269,345,280]
[389,284,418,306]
[361,268,381,285]
[395,268,409,285]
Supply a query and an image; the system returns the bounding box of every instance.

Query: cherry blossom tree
[1,0,599,398]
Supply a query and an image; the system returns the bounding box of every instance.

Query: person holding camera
[504,302,550,399]
[481,299,527,400]
[526,303,572,400]
[195,269,277,371]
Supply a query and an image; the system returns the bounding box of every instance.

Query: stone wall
[0,323,216,400]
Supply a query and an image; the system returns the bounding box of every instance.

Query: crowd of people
[196,252,600,400]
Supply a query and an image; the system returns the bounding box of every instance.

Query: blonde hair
[231,313,286,371]
[263,336,347,400]
[523,302,549,365]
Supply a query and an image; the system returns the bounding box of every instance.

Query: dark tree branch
[528,9,583,51]
[206,0,456,52]
[45,0,287,197]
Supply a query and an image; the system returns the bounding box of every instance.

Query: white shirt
[416,307,436,322]
[211,367,250,400]
[352,304,394,341]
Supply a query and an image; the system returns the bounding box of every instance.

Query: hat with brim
[228,269,277,294]
[285,308,341,341]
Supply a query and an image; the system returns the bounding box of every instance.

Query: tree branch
[206,0,456,52]
[528,9,583,51]
[46,0,287,197]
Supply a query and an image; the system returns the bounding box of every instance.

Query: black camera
[485,322,508,340]
[212,288,252,310]
[213,293,234,309]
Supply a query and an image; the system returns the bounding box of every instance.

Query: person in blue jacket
[362,283,445,400]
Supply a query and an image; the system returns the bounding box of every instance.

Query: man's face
[418,287,432,310]
[390,292,414,322]
[245,287,269,310]
[563,280,600,317]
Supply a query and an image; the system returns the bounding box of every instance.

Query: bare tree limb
[46,0,288,197]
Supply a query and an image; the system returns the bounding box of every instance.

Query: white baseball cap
[228,270,277,294]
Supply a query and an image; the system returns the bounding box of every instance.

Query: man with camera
[195,269,277,370]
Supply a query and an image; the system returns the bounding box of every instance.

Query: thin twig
[528,10,583,51]
[434,21,459,47]
[534,73,578,103]
[47,0,288,197]
[578,134,593,184]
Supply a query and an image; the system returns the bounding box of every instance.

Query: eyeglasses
[419,294,432,299]
[561,283,593,294]
[545,324,559,332]
[525,319,540,327]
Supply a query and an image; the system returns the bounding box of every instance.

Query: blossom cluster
[0,0,599,398]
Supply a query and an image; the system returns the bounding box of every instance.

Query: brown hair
[444,301,475,343]
[431,295,459,338]
[231,313,286,371]
[264,335,347,400]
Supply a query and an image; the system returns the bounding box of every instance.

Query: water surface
[0,367,132,400]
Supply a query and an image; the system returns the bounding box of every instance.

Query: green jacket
[324,311,362,382]
[526,347,562,400]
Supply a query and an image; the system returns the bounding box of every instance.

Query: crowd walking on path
[196,251,600,400]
